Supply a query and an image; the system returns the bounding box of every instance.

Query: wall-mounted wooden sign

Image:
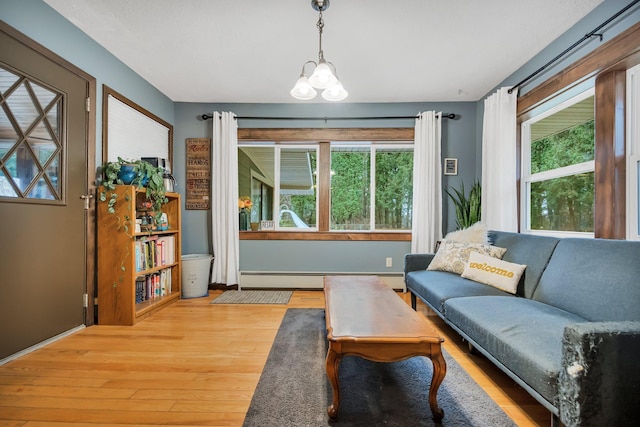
[185,138,211,210]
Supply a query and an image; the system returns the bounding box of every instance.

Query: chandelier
[290,0,348,102]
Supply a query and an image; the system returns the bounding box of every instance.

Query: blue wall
[174,101,477,272]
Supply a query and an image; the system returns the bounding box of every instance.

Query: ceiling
[43,0,604,104]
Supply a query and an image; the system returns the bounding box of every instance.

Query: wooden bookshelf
[97,185,182,325]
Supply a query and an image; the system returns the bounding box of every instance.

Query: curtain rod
[201,113,456,121]
[508,0,640,94]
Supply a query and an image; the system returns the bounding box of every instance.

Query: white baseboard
[1,325,86,365]
[239,272,406,291]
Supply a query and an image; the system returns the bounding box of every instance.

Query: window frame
[102,85,173,169]
[274,144,319,231]
[238,128,414,241]
[627,63,640,240]
[516,21,640,240]
[520,87,595,238]
[329,141,414,232]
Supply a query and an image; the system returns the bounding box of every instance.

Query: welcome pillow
[427,240,507,275]
[462,252,527,294]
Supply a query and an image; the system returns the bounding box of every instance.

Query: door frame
[0,20,97,326]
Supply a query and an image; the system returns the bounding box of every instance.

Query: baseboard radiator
[239,271,406,291]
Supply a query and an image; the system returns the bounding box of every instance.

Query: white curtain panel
[411,111,443,253]
[482,87,519,232]
[210,111,240,286]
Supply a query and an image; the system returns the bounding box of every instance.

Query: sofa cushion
[533,238,640,322]
[427,240,507,275]
[490,231,560,298]
[406,270,511,315]
[444,296,587,404]
[461,252,526,294]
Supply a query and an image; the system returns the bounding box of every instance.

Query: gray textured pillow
[427,240,507,275]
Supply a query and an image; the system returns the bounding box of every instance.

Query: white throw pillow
[444,222,489,245]
[461,252,527,294]
[427,240,507,275]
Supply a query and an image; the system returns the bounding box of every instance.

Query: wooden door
[0,23,95,360]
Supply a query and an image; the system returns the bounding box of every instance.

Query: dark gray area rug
[243,308,517,426]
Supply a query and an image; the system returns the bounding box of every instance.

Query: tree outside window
[522,90,595,235]
[330,143,413,231]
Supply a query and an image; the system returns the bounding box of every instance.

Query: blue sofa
[404,231,640,426]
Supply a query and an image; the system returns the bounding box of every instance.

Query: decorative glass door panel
[0,64,63,201]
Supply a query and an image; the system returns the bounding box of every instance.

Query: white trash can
[181,254,213,298]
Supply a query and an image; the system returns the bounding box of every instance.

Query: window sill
[239,231,411,241]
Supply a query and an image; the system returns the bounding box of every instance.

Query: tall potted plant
[445,179,481,230]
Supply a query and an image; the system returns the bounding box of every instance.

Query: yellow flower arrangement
[238,196,252,210]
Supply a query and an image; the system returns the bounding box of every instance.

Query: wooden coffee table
[324,275,446,422]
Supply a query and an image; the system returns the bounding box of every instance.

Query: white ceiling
[43,0,604,104]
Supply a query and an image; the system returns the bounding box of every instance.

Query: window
[277,146,318,229]
[627,63,640,240]
[103,86,173,168]
[238,144,319,230]
[238,131,413,235]
[521,88,595,236]
[330,142,413,231]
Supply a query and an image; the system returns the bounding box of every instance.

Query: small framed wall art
[444,158,458,176]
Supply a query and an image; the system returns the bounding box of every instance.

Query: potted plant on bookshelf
[98,157,169,233]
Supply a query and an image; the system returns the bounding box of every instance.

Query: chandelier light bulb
[309,61,337,89]
[290,75,318,100]
[321,80,348,102]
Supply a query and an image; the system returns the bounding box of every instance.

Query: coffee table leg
[325,346,341,420]
[428,351,447,422]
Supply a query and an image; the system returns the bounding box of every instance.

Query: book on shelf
[135,268,173,304]
[135,234,176,271]
[156,235,175,265]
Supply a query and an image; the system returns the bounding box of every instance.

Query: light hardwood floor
[0,290,549,426]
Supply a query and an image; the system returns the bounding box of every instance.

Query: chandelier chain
[317,11,325,62]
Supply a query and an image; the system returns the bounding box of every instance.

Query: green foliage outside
[330,149,413,230]
[331,150,371,230]
[280,193,317,227]
[529,120,594,232]
[374,150,413,229]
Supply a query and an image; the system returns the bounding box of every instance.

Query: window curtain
[411,111,442,253]
[481,87,518,232]
[210,112,240,286]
